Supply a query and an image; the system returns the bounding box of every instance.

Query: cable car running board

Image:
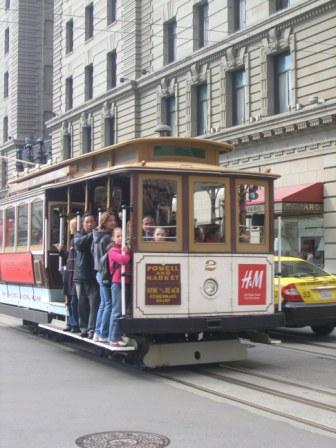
[38,324,136,352]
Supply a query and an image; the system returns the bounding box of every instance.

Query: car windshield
[275,261,330,278]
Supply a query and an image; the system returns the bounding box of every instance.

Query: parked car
[274,257,336,336]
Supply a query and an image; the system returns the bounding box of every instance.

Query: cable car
[0,138,284,367]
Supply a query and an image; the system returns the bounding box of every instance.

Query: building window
[234,0,246,31]
[194,1,208,50]
[276,0,289,11]
[85,3,94,40]
[44,20,53,47]
[274,51,291,114]
[5,0,10,10]
[107,50,117,89]
[82,126,92,153]
[164,96,176,136]
[104,117,115,146]
[107,0,117,25]
[66,19,73,53]
[4,27,9,54]
[43,111,54,138]
[65,76,73,111]
[164,19,176,64]
[232,69,246,125]
[4,72,9,98]
[1,160,7,190]
[43,65,53,95]
[196,84,208,136]
[63,133,72,160]
[3,116,8,142]
[85,64,93,100]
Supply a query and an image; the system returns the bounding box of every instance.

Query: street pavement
[0,314,335,448]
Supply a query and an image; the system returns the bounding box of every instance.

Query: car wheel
[311,324,335,337]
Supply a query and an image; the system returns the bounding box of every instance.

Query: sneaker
[88,332,94,340]
[98,337,108,343]
[109,340,128,347]
[92,333,100,342]
[80,331,88,338]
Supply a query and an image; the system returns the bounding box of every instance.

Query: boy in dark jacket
[74,213,99,338]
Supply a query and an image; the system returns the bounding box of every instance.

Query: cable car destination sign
[145,264,181,305]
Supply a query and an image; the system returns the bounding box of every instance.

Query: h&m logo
[240,269,264,289]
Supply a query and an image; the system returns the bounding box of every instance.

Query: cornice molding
[221,138,336,169]
[209,101,336,145]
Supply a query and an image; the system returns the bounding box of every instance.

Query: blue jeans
[109,283,123,341]
[95,272,112,338]
[66,294,79,329]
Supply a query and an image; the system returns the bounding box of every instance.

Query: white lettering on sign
[241,270,264,289]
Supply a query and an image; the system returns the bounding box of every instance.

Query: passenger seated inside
[142,215,155,241]
[195,226,205,243]
[239,230,250,243]
[204,224,221,243]
[153,227,166,242]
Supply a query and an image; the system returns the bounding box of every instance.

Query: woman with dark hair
[92,210,120,342]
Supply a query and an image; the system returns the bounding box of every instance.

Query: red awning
[274,183,323,203]
[247,183,323,205]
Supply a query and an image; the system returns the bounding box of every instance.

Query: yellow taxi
[274,256,336,336]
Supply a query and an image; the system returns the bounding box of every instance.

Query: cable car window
[238,183,265,244]
[18,204,28,246]
[142,179,177,242]
[5,207,15,247]
[193,182,226,243]
[0,210,3,248]
[31,201,43,246]
[93,185,107,212]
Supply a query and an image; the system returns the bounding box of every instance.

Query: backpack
[100,252,119,286]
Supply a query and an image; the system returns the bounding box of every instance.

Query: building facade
[0,0,54,193]
[45,0,335,273]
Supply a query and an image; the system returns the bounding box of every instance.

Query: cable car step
[38,323,136,352]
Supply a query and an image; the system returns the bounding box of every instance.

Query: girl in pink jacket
[108,227,132,347]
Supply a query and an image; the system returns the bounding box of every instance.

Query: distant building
[48,0,335,273]
[0,0,54,193]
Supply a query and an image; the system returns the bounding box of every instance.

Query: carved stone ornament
[80,112,90,127]
[61,121,70,135]
[102,101,115,118]
[187,63,208,85]
[263,27,292,54]
[159,77,176,97]
[222,47,246,71]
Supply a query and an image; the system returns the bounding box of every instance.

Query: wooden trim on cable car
[235,178,270,254]
[137,173,183,253]
[188,175,232,253]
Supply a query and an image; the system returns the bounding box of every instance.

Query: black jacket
[73,231,95,282]
[92,229,111,272]
[63,237,76,296]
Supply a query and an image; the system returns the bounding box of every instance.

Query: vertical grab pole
[76,211,81,232]
[98,208,102,227]
[121,206,127,316]
[58,214,64,272]
[277,216,282,312]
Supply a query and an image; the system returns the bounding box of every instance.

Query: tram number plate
[318,289,333,299]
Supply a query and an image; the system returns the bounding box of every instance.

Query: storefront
[246,183,324,265]
[273,183,324,265]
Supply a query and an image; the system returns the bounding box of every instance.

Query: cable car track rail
[153,370,336,437]
[219,364,336,397]
[190,368,336,413]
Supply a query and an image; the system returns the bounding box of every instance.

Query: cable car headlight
[203,279,218,297]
